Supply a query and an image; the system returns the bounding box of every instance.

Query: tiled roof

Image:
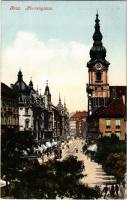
[70,111,88,120]
[90,98,125,118]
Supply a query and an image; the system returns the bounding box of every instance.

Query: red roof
[70,111,88,120]
[91,98,125,118]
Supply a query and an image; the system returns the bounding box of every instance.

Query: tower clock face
[95,63,102,70]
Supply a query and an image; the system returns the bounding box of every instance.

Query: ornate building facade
[11,70,34,132]
[56,95,69,141]
[2,70,70,144]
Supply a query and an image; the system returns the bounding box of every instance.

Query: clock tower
[86,12,110,115]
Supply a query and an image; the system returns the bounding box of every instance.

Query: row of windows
[1,117,19,125]
[90,97,109,107]
[106,119,121,129]
[106,132,121,138]
[2,100,18,107]
[2,107,18,113]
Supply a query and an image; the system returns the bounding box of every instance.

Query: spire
[18,69,23,81]
[44,80,50,95]
[36,85,39,94]
[93,11,103,43]
[39,89,42,97]
[64,97,66,108]
[57,93,63,111]
[39,88,41,95]
[59,93,61,104]
[29,77,33,89]
[87,12,110,67]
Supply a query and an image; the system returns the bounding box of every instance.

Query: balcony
[86,84,93,94]
[95,80,103,83]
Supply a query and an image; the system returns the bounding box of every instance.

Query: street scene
[61,138,116,186]
[1,1,126,199]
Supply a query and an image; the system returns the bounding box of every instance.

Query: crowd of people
[102,183,125,199]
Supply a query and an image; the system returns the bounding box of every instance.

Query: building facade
[1,83,19,134]
[11,70,34,133]
[2,70,70,145]
[69,111,88,137]
[56,95,70,141]
[87,98,126,140]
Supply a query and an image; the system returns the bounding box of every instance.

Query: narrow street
[61,138,116,187]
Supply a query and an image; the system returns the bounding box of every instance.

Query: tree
[1,128,36,195]
[103,153,126,182]
[11,155,101,199]
[95,133,126,182]
[95,133,126,164]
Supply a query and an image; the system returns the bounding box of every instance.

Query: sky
[1,1,126,113]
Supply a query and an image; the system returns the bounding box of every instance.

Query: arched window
[96,72,101,81]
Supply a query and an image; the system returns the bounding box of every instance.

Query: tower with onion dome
[86,12,110,115]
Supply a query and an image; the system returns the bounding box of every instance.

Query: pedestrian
[103,184,109,199]
[110,185,115,197]
[41,154,44,162]
[76,148,78,153]
[60,148,62,158]
[81,162,85,172]
[115,184,119,197]
[119,183,125,198]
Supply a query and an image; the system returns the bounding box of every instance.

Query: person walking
[110,185,115,198]
[119,183,125,198]
[115,184,119,197]
[103,184,109,199]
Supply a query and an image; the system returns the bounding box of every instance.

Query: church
[86,13,126,140]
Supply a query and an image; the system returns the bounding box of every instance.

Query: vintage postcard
[1,1,126,199]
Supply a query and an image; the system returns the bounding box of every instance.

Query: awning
[87,144,97,152]
[38,146,43,153]
[41,144,47,151]
[22,150,28,155]
[46,142,52,148]
[52,141,57,146]
[0,179,6,187]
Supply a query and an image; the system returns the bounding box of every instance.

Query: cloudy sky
[1,1,126,113]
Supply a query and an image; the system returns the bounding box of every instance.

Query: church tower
[44,80,51,104]
[86,12,110,115]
